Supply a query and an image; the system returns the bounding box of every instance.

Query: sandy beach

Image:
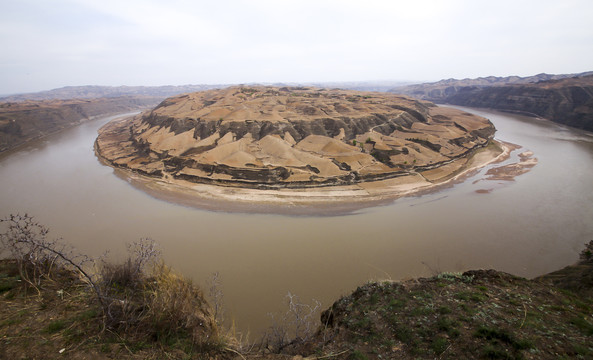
[100,139,521,214]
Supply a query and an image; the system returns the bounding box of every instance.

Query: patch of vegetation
[474,326,533,350]
[350,349,368,360]
[45,319,67,334]
[0,274,18,293]
[306,263,593,359]
[569,316,593,335]
[481,343,513,359]
[431,336,448,355]
[370,148,403,167]
[239,87,258,95]
[455,290,487,303]
[406,137,442,152]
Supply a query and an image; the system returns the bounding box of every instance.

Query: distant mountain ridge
[1,81,413,102]
[391,71,593,131]
[0,84,227,102]
[390,71,593,101]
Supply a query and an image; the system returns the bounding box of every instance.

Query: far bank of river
[0,108,592,336]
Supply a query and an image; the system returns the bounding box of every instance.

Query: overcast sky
[1,0,592,95]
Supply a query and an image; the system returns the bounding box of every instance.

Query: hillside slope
[443,76,593,131]
[0,96,161,153]
[391,72,593,131]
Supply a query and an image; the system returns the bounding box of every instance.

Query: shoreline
[98,139,514,215]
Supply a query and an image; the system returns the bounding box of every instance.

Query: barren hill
[391,72,593,131]
[96,86,497,191]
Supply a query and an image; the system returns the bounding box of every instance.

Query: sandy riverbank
[100,139,517,215]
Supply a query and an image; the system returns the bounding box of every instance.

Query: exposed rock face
[0,96,161,153]
[391,73,593,132]
[96,86,496,189]
[443,76,593,131]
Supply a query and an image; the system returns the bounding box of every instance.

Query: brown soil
[95,86,498,197]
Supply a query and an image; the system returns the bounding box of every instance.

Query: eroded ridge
[96,86,496,189]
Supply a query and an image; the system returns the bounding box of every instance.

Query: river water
[1,109,592,336]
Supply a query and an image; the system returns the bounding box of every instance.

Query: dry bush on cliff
[144,263,220,348]
[0,214,226,356]
[96,241,224,352]
[0,214,103,301]
[262,292,321,353]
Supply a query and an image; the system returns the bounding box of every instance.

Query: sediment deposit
[96,86,501,202]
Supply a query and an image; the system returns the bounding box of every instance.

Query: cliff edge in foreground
[1,233,591,359]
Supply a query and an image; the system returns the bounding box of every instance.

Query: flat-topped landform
[95,86,504,204]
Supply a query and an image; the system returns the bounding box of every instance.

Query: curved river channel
[1,108,592,336]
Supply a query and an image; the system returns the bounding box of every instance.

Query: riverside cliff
[391,73,593,132]
[0,96,161,153]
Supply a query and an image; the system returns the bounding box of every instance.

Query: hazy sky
[1,0,592,95]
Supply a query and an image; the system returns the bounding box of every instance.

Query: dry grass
[142,262,219,348]
[1,215,228,357]
[97,256,224,353]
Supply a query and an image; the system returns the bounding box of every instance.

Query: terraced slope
[96,86,496,189]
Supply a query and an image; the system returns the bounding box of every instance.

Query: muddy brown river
[1,108,592,336]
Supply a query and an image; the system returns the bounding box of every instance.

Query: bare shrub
[99,238,160,292]
[101,258,141,292]
[0,214,102,302]
[1,214,64,290]
[263,292,321,352]
[1,214,223,352]
[286,292,321,342]
[127,238,161,274]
